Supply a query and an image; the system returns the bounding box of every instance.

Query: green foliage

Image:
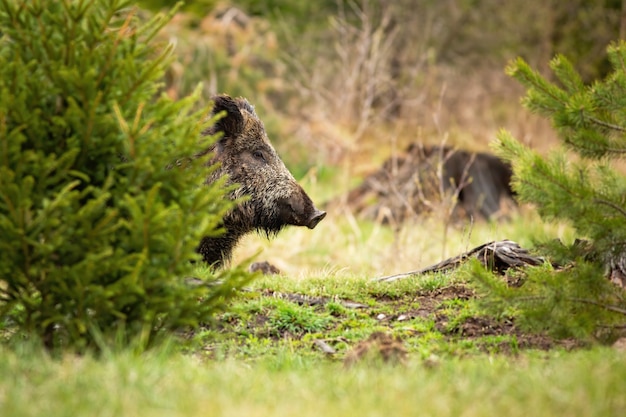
[139,0,219,15]
[472,261,620,340]
[499,44,626,253]
[268,301,331,335]
[490,41,626,340]
[0,0,252,352]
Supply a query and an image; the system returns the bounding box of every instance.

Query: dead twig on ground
[374,240,545,282]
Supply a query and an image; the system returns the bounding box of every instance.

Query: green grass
[1,345,624,417]
[0,180,609,417]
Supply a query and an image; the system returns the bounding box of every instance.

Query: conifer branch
[567,298,626,315]
[97,7,135,88]
[564,138,626,155]
[514,296,626,315]
[598,323,626,329]
[593,198,626,218]
[583,113,626,132]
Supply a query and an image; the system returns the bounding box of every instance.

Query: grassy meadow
[2,345,625,417]
[2,197,622,417]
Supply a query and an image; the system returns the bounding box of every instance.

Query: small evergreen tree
[478,41,626,340]
[0,0,251,352]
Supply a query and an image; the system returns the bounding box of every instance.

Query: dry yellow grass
[231,171,576,279]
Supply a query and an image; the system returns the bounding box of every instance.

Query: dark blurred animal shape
[343,144,515,224]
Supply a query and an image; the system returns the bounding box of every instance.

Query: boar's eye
[252,149,267,162]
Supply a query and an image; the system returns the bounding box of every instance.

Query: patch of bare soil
[371,283,576,352]
[370,295,561,356]
[343,332,408,367]
[427,284,476,300]
[436,315,561,351]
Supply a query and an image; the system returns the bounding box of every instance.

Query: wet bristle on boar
[196,94,326,267]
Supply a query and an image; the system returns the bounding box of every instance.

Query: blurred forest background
[140,0,624,189]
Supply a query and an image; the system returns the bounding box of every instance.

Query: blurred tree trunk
[621,0,626,39]
[539,0,556,75]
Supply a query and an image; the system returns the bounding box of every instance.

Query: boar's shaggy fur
[196,95,326,267]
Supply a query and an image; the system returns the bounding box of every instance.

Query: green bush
[0,0,251,352]
[477,42,626,341]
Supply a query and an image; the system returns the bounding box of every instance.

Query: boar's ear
[210,94,244,139]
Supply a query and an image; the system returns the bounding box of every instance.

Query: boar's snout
[278,188,326,230]
[307,208,326,229]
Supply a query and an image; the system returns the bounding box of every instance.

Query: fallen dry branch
[375,240,545,282]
